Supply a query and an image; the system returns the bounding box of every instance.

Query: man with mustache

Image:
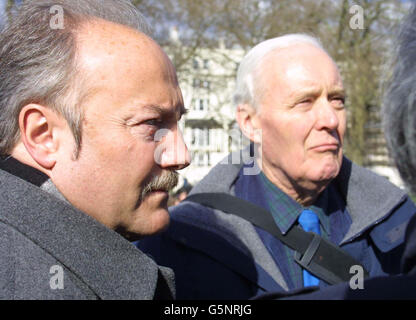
[0,0,190,299]
[139,34,416,299]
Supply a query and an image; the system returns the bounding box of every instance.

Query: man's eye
[144,119,163,127]
[333,97,345,103]
[296,99,313,107]
[331,97,346,108]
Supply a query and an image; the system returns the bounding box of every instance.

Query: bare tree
[3,0,407,165]
[134,0,407,166]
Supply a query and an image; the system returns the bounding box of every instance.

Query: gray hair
[0,0,151,156]
[233,34,325,109]
[382,4,416,194]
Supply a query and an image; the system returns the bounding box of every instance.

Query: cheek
[332,108,347,140]
[261,123,309,174]
[122,143,157,183]
[83,133,158,189]
[339,116,347,143]
[106,129,156,161]
[262,116,310,151]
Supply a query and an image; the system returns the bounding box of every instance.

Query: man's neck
[260,162,330,207]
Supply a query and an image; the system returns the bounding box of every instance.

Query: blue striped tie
[298,209,321,287]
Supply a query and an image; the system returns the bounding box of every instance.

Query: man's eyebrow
[291,87,346,101]
[143,104,188,118]
[142,105,164,114]
[328,88,346,97]
[291,88,322,101]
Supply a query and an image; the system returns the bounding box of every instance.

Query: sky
[0,0,6,27]
[0,0,23,27]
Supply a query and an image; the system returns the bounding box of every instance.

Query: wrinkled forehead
[259,44,341,80]
[255,44,343,98]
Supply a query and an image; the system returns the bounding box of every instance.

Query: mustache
[141,171,179,199]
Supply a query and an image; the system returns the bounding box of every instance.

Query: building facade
[173,45,245,185]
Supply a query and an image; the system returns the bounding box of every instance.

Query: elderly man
[138,34,416,299]
[0,0,189,299]
[264,5,416,299]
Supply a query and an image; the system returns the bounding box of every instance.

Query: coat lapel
[336,157,407,244]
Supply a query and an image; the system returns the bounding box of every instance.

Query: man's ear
[236,104,262,144]
[18,104,61,170]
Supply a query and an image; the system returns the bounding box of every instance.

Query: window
[203,59,209,69]
[198,153,204,165]
[191,130,196,145]
[190,128,210,147]
[192,78,211,90]
[203,81,211,89]
[193,98,209,112]
[192,151,211,167]
[192,78,201,88]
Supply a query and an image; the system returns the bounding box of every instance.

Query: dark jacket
[0,159,175,299]
[138,150,416,299]
[257,214,416,300]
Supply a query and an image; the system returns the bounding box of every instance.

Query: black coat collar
[0,156,49,187]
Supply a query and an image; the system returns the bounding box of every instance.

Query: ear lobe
[19,104,58,170]
[236,104,262,144]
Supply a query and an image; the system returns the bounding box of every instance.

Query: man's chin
[142,189,170,203]
[311,163,341,184]
[118,211,170,242]
[117,194,171,241]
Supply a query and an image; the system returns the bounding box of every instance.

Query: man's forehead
[261,44,337,74]
[76,18,153,47]
[73,18,180,105]
[75,19,165,74]
[261,45,342,85]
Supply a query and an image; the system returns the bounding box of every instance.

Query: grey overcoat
[0,163,175,300]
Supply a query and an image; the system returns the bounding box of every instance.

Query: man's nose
[156,127,191,170]
[315,99,340,131]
